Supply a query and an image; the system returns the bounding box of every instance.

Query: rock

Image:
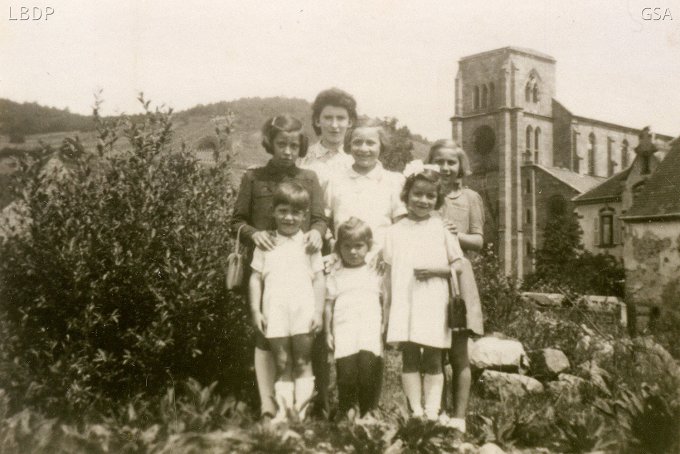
[458,442,478,454]
[470,336,528,372]
[577,361,611,396]
[528,348,570,379]
[478,370,544,400]
[479,442,506,454]
[575,334,614,363]
[546,374,587,403]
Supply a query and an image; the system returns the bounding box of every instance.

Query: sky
[2,0,680,139]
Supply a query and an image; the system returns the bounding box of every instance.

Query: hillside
[0,96,431,184]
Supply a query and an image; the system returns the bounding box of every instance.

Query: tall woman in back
[426,139,484,433]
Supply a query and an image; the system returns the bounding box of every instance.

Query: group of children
[232,89,484,432]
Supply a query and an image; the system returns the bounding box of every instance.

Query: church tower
[450,47,557,276]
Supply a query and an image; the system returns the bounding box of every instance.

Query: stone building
[573,128,671,259]
[450,46,673,276]
[620,135,680,315]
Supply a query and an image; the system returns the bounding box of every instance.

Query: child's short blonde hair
[343,117,388,156]
[426,139,472,178]
[334,217,373,253]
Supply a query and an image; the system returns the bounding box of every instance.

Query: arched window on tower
[473,86,480,110]
[489,83,495,107]
[525,126,533,162]
[588,133,596,175]
[621,139,629,169]
[532,84,540,102]
[525,81,532,103]
[482,85,488,108]
[534,127,541,164]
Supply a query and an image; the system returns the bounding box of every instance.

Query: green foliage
[0,96,252,416]
[555,410,617,453]
[649,279,680,358]
[0,98,95,137]
[392,414,452,453]
[596,385,680,454]
[379,117,415,172]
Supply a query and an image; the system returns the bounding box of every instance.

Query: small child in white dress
[249,181,325,422]
[383,161,464,420]
[325,217,385,418]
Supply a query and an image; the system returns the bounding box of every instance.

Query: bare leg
[291,333,315,418]
[450,332,471,419]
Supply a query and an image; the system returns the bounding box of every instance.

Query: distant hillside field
[0,96,431,202]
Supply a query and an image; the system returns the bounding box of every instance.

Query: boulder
[470,336,528,372]
[528,348,570,380]
[546,373,587,403]
[575,334,614,363]
[478,370,544,400]
[478,443,506,454]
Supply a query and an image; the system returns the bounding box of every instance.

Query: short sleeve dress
[438,188,485,336]
[326,265,383,359]
[383,216,463,349]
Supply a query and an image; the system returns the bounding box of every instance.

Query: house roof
[534,165,606,193]
[623,138,680,220]
[460,46,555,63]
[572,167,631,204]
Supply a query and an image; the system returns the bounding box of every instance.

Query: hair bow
[403,159,439,178]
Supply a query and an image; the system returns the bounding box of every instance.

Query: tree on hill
[380,117,415,172]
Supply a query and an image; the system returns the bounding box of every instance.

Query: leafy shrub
[596,385,680,454]
[392,414,452,454]
[0,96,252,417]
[555,409,617,453]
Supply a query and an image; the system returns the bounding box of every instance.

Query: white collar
[348,162,384,180]
[313,141,343,158]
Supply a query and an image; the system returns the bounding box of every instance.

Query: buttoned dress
[325,163,406,252]
[297,142,354,195]
[251,231,324,338]
[384,216,464,349]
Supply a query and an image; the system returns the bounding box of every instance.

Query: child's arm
[382,265,391,339]
[324,297,335,350]
[248,271,266,335]
[310,270,325,334]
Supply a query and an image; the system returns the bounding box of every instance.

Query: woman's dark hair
[261,115,309,157]
[311,88,358,136]
[400,170,445,210]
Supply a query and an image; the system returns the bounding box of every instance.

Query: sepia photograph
[1,1,679,452]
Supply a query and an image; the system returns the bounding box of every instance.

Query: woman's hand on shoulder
[443,220,459,235]
[304,230,322,253]
[252,231,276,251]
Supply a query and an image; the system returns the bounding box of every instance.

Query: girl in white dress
[324,217,384,418]
[383,161,464,420]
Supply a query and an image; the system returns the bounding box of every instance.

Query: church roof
[534,165,606,193]
[622,138,680,220]
[572,167,632,204]
[460,46,555,63]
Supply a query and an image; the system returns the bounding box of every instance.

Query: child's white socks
[423,373,444,421]
[401,372,424,417]
[273,380,295,422]
[294,376,315,420]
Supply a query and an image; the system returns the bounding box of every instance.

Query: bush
[0,96,252,417]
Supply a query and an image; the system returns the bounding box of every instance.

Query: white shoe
[447,417,466,433]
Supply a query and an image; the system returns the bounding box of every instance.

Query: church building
[450,46,672,277]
